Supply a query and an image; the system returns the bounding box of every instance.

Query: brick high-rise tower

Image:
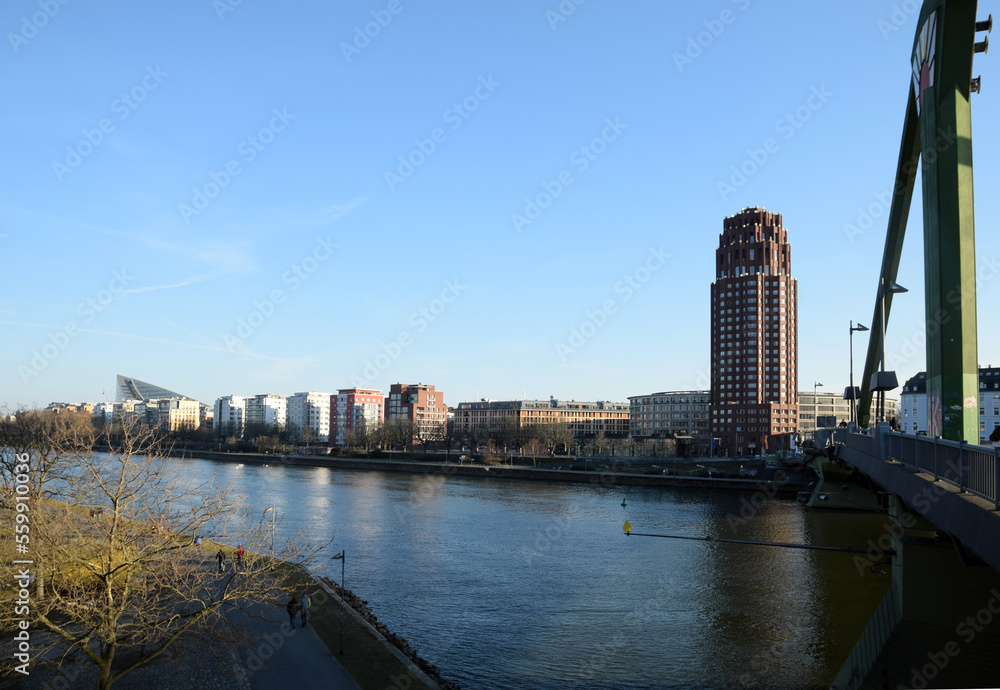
[710,207,798,457]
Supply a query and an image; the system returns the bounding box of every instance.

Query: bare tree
[0,408,96,501]
[594,430,608,457]
[487,418,519,454]
[534,422,572,456]
[461,423,489,456]
[383,419,414,451]
[440,419,459,462]
[1,422,324,689]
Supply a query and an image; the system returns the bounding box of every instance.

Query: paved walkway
[16,557,360,690]
[224,587,361,690]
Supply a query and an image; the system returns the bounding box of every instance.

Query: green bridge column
[916,0,979,442]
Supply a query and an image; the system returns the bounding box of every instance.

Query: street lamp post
[849,321,869,425]
[332,550,345,655]
[814,381,824,434]
[876,279,908,424]
[262,506,275,557]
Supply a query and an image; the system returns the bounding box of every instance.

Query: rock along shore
[321,577,460,690]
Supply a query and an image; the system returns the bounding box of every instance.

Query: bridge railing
[835,427,1000,509]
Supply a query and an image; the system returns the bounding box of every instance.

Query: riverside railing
[834,427,1000,509]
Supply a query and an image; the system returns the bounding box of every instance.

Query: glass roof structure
[115,374,190,402]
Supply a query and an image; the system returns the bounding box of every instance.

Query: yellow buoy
[623,520,631,534]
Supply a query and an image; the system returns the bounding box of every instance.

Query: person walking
[299,592,311,627]
[216,549,226,573]
[286,596,301,629]
[990,425,1000,449]
[236,544,245,567]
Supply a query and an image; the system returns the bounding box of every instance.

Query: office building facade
[710,207,799,456]
[453,398,630,438]
[628,391,709,438]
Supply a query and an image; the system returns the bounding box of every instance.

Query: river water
[172,457,890,689]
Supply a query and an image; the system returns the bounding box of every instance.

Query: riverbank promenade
[224,590,361,690]
[17,550,362,690]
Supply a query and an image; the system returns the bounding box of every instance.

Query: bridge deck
[833,427,1000,573]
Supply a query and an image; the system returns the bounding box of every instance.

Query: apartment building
[331,388,385,446]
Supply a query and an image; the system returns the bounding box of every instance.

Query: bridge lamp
[846,322,869,425]
[871,280,908,424]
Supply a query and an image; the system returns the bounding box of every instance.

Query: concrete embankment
[161,449,812,496]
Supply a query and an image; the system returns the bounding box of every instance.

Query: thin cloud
[296,196,369,228]
[120,274,220,295]
[0,319,303,366]
[159,317,217,347]
[0,204,254,276]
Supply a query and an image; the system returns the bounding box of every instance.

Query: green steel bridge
[828,2,997,686]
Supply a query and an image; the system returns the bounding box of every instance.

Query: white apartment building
[94,401,116,425]
[628,391,710,438]
[244,394,288,433]
[900,367,1000,444]
[214,395,247,438]
[288,391,332,443]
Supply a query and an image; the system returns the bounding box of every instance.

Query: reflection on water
[169,457,889,689]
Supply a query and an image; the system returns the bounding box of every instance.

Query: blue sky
[2,0,998,410]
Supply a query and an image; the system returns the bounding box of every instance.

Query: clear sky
[2,0,998,410]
